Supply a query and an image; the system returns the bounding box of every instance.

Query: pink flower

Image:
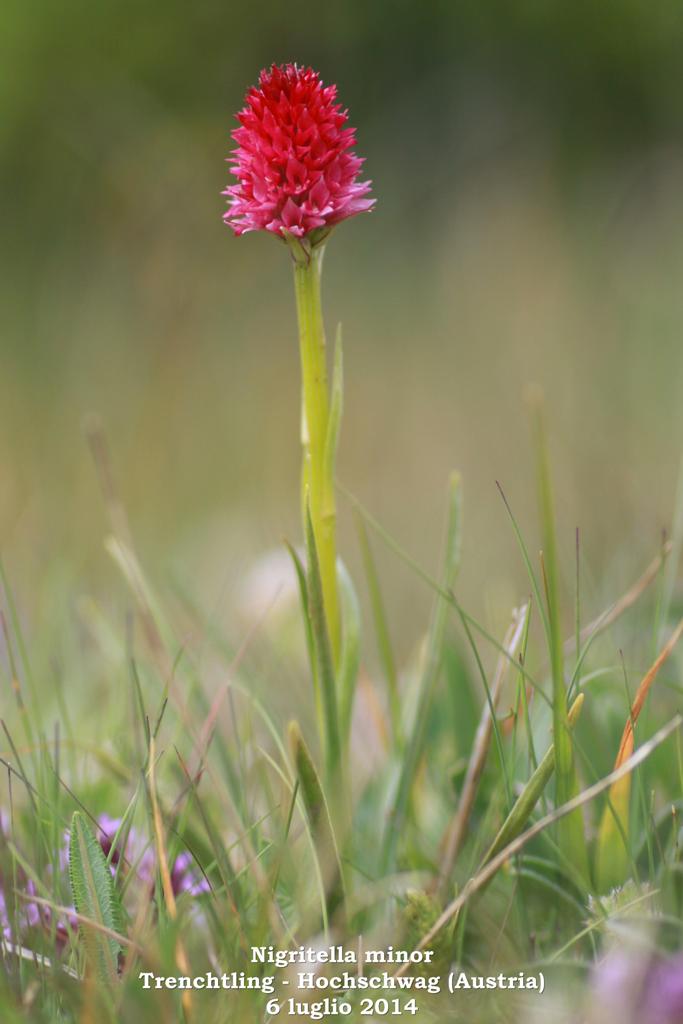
[223,63,374,240]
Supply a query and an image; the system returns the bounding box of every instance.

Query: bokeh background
[3,1,683,674]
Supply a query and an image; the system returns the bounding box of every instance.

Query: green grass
[0,440,682,1024]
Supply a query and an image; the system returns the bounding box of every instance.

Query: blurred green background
[2,1,683,670]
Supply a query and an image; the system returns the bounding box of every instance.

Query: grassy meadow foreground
[0,426,682,1022]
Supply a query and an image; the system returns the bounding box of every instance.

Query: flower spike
[224,63,374,244]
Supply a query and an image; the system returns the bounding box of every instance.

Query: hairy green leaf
[68,811,123,983]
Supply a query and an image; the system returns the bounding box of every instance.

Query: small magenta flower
[91,816,208,898]
[223,63,374,242]
[93,815,154,882]
[646,955,683,1024]
[170,851,211,897]
[590,949,683,1024]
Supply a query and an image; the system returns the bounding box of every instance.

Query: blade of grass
[436,602,528,897]
[304,503,342,787]
[496,482,551,645]
[566,542,672,663]
[482,693,585,865]
[380,472,462,873]
[0,562,40,729]
[147,736,193,1018]
[284,541,319,729]
[517,615,539,775]
[288,721,346,925]
[339,482,550,707]
[657,454,683,646]
[173,747,241,914]
[337,560,361,745]
[354,511,401,749]
[534,404,589,884]
[575,527,581,681]
[255,744,329,935]
[595,617,683,891]
[618,650,654,887]
[0,602,39,774]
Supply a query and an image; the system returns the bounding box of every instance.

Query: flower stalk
[293,243,341,664]
[224,61,373,781]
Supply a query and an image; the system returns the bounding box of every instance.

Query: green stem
[293,245,341,664]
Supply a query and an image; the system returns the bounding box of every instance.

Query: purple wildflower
[170,851,211,897]
[590,950,683,1024]
[644,955,683,1024]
